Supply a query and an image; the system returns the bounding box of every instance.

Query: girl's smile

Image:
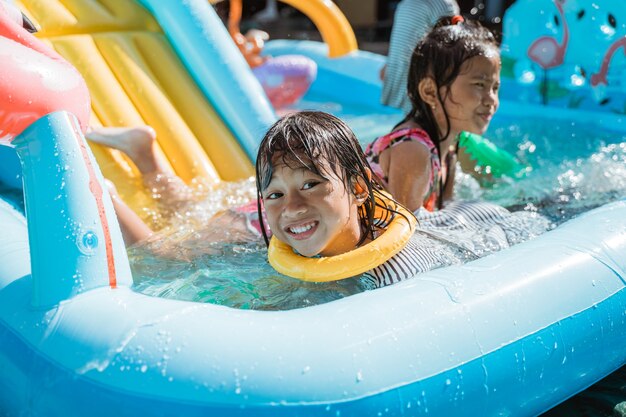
[285,220,318,240]
[262,160,362,258]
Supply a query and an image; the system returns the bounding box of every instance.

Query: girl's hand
[232,32,267,68]
[245,29,269,52]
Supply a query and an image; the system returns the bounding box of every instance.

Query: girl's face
[261,157,363,257]
[435,55,501,140]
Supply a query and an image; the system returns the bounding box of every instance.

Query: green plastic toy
[458,131,529,179]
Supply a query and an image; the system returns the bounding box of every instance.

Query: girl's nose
[483,89,498,107]
[283,193,307,217]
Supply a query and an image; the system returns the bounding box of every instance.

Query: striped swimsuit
[361,201,551,288]
[382,0,459,111]
[361,230,466,288]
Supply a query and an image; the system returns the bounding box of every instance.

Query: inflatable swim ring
[252,55,317,109]
[268,192,417,282]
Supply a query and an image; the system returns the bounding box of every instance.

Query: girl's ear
[418,77,439,108]
[353,168,371,205]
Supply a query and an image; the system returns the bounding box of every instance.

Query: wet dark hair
[401,16,499,208]
[255,111,406,247]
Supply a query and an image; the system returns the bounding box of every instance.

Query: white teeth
[289,222,314,234]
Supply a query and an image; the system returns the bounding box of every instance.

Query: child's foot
[86,126,156,165]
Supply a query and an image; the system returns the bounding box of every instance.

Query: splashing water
[131,114,626,310]
[456,116,626,223]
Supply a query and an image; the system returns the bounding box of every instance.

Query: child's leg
[107,180,153,246]
[86,126,163,174]
[86,126,193,206]
[253,0,279,22]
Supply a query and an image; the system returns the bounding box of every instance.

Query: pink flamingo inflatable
[591,38,626,87]
[527,0,569,70]
[0,1,90,144]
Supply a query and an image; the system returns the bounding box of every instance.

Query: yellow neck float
[268,193,417,282]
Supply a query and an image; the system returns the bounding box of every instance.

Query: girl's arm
[442,152,457,204]
[457,145,477,175]
[228,0,266,68]
[385,141,432,212]
[227,0,243,37]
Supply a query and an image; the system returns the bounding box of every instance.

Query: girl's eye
[265,191,283,200]
[302,181,320,190]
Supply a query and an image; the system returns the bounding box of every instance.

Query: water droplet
[355,370,363,382]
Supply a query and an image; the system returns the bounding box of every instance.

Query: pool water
[131,240,370,310]
[131,112,626,311]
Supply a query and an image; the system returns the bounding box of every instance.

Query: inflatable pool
[1,0,625,416]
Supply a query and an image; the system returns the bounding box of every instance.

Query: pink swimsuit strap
[365,128,442,208]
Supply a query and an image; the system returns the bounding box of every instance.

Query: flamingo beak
[1,0,38,33]
[21,12,36,33]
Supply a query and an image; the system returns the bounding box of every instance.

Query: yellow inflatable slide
[16,0,253,219]
[15,0,357,222]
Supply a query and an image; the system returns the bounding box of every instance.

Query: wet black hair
[401,16,499,208]
[255,111,409,247]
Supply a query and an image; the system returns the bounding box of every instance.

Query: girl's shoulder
[366,124,436,156]
[390,127,435,148]
[390,120,430,140]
